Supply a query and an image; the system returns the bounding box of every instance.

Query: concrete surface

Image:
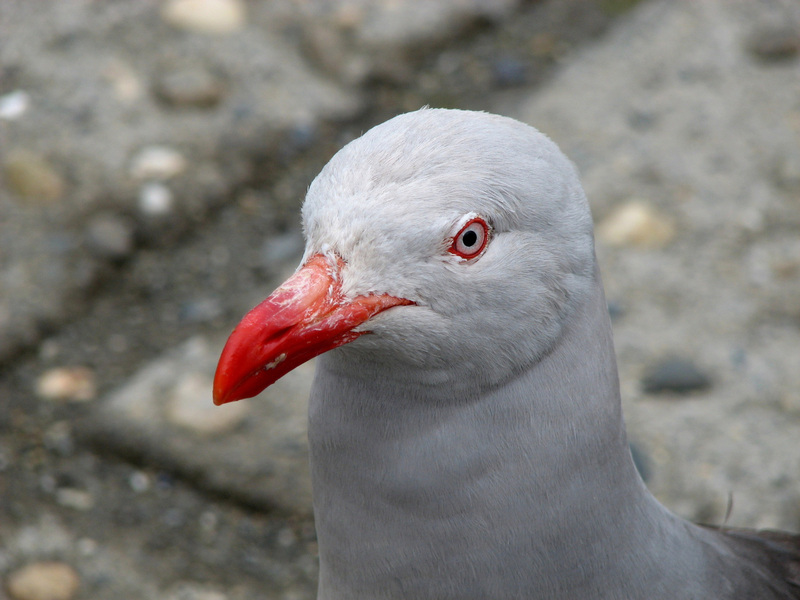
[1,0,799,598]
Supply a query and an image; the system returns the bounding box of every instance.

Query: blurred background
[1,0,799,598]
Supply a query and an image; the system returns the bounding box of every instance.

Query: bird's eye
[449,217,490,260]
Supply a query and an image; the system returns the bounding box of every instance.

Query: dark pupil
[462,230,478,247]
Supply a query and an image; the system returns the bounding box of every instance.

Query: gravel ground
[1,0,799,598]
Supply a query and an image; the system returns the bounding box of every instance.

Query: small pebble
[161,0,245,34]
[36,367,96,402]
[155,65,225,108]
[166,372,249,434]
[129,470,151,493]
[0,90,30,120]
[102,60,144,102]
[607,300,624,321]
[4,151,64,202]
[130,146,187,180]
[138,182,175,215]
[85,212,135,261]
[6,561,80,600]
[56,488,95,511]
[747,24,800,62]
[642,357,712,395]
[492,56,528,87]
[596,201,675,249]
[627,109,657,131]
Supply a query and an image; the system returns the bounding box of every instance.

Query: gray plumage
[227,108,800,598]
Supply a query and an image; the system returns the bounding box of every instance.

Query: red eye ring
[448,217,490,260]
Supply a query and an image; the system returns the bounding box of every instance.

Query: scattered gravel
[2,0,798,598]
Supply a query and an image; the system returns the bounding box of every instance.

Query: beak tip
[212,384,228,406]
[212,366,237,405]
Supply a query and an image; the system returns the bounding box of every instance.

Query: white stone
[596,201,676,249]
[0,90,30,120]
[138,182,174,215]
[130,146,187,180]
[36,367,96,402]
[129,470,151,493]
[161,0,245,35]
[55,488,95,511]
[7,562,80,600]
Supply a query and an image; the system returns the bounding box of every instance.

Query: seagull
[213,108,800,599]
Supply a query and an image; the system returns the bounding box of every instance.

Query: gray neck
[307,274,731,599]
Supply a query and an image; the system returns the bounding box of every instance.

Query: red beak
[213,253,413,405]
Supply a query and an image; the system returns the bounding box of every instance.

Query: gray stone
[492,56,528,87]
[747,24,800,62]
[642,357,712,395]
[155,65,226,108]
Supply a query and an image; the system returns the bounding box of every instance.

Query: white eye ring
[449,217,489,260]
